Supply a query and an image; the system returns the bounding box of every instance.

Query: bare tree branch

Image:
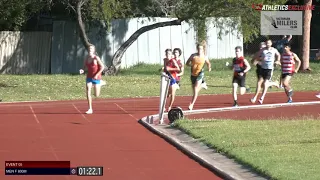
[112,19,183,73]
[67,2,76,12]
[79,0,88,7]
[149,0,181,16]
[75,0,91,48]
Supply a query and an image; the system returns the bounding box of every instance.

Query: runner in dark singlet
[231,46,251,107]
[251,42,266,79]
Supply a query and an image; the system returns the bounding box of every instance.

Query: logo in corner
[263,14,279,28]
[252,3,263,11]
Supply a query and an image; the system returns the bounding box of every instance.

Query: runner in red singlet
[162,49,180,111]
[280,43,301,103]
[173,48,184,88]
[229,46,251,107]
[79,44,105,114]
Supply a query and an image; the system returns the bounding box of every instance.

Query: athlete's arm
[95,56,105,76]
[205,56,211,71]
[159,58,166,72]
[251,51,262,65]
[79,58,87,74]
[177,60,184,76]
[251,51,258,64]
[243,59,251,73]
[287,35,292,42]
[185,54,194,67]
[274,49,281,66]
[166,59,181,72]
[257,49,264,61]
[293,53,301,73]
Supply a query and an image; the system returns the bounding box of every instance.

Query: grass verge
[0,59,319,102]
[173,116,320,180]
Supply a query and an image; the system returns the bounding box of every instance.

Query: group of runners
[162,40,211,111]
[162,37,302,110]
[78,35,317,114]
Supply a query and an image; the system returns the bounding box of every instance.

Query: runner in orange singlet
[79,44,105,114]
[186,41,211,110]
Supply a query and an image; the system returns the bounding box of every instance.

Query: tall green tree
[0,0,51,31]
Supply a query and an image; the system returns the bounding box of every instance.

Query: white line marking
[72,104,91,122]
[0,91,284,104]
[28,105,60,162]
[0,98,154,107]
[29,105,39,124]
[146,100,320,124]
[0,91,318,107]
[114,103,138,120]
[182,101,320,115]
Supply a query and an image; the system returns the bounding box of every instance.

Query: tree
[62,0,132,50]
[62,0,94,49]
[111,0,184,73]
[0,0,51,31]
[111,0,287,74]
[301,0,312,72]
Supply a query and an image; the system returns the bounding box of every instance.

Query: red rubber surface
[0,96,223,180]
[185,91,320,120]
[1,91,319,179]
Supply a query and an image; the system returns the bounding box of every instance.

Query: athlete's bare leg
[282,75,293,103]
[86,83,93,114]
[268,69,280,88]
[279,76,283,88]
[189,80,202,110]
[251,77,264,103]
[258,80,270,104]
[168,84,178,111]
[240,87,246,95]
[232,83,238,106]
[268,80,280,88]
[94,84,101,97]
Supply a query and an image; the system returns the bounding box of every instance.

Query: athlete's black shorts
[259,68,273,80]
[232,74,246,87]
[281,73,293,79]
[256,64,262,78]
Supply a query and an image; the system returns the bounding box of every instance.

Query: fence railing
[0,31,52,74]
[1,17,243,74]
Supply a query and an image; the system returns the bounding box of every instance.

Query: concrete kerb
[139,101,320,180]
[139,115,267,180]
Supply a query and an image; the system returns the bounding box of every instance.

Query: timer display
[77,166,103,176]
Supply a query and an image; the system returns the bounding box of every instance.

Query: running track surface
[0,91,319,180]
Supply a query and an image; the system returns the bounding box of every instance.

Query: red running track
[0,96,222,180]
[0,91,319,180]
[185,91,320,120]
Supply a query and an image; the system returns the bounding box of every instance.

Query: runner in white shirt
[250,39,281,104]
